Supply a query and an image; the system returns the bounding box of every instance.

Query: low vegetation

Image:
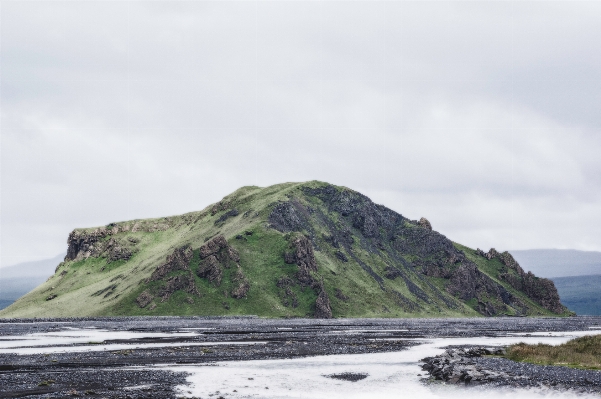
[506,334,601,370]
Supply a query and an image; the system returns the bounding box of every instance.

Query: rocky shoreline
[421,346,601,394]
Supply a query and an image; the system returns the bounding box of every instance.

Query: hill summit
[0,182,570,318]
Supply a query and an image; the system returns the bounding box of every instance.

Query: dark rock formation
[326,373,368,382]
[335,251,348,262]
[418,217,432,231]
[384,266,402,279]
[196,235,242,288]
[136,290,154,308]
[65,224,156,262]
[103,238,133,263]
[65,229,107,261]
[303,185,406,240]
[421,347,507,384]
[214,209,239,226]
[285,235,318,285]
[141,235,250,307]
[268,202,307,233]
[276,276,299,308]
[158,275,199,301]
[477,248,565,314]
[231,270,250,299]
[197,255,223,285]
[280,234,331,317]
[150,245,194,282]
[314,284,333,319]
[447,263,523,316]
[198,235,229,258]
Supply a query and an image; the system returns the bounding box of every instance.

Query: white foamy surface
[172,331,600,399]
[0,328,265,354]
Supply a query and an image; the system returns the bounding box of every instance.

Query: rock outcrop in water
[0,181,570,318]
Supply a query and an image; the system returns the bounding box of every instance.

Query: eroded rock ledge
[476,248,564,314]
[281,234,332,318]
[137,235,249,310]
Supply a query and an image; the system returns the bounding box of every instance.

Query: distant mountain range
[0,254,65,310]
[550,275,601,316]
[510,249,601,278]
[509,249,601,315]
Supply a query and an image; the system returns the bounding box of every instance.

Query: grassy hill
[0,182,571,318]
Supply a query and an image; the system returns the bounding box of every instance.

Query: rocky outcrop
[476,248,565,314]
[199,235,229,258]
[138,235,249,309]
[136,290,154,308]
[314,285,333,319]
[66,222,170,262]
[158,274,199,301]
[418,217,432,231]
[103,238,134,262]
[143,245,199,303]
[268,202,308,233]
[447,262,522,316]
[421,347,507,384]
[231,270,250,299]
[150,245,194,281]
[304,185,406,239]
[197,255,223,285]
[65,229,108,261]
[276,276,299,308]
[280,234,331,318]
[214,209,239,226]
[422,346,601,393]
[284,235,318,285]
[196,235,241,287]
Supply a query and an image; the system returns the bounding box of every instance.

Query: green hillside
[0,182,571,318]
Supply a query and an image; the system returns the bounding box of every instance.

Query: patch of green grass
[505,334,601,370]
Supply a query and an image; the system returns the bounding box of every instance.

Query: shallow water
[0,327,268,354]
[1,319,600,398]
[172,331,600,399]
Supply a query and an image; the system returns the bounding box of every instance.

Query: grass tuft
[506,334,601,370]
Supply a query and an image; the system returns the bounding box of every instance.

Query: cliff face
[1,181,570,318]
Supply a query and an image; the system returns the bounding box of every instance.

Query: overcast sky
[1,1,600,268]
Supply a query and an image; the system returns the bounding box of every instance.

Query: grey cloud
[2,1,600,268]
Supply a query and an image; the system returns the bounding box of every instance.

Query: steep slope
[0,182,570,318]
